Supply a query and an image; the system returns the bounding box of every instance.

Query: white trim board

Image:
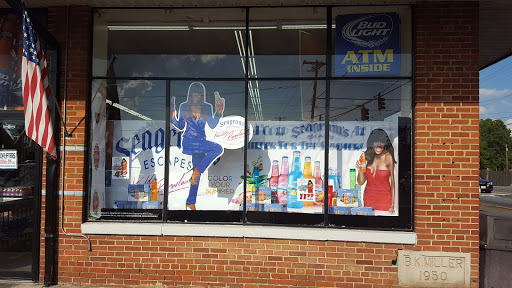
[82,222,417,244]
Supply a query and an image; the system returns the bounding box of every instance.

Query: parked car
[479,177,493,193]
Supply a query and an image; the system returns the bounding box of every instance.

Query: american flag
[21,6,57,159]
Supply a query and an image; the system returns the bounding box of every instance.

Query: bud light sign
[335,13,400,76]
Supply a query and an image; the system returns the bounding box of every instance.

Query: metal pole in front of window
[324,7,332,226]
[243,8,249,223]
[164,80,171,221]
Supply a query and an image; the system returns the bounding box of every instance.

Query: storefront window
[89,6,413,230]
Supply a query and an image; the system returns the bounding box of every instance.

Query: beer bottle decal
[269,160,279,204]
[313,161,323,204]
[151,180,158,201]
[277,156,289,204]
[215,92,222,105]
[302,156,314,206]
[287,151,304,209]
[0,14,17,109]
[252,165,260,204]
[350,168,356,190]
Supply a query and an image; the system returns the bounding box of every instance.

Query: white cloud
[169,55,226,65]
[130,72,153,78]
[119,80,154,98]
[479,88,512,101]
[506,119,512,132]
[480,88,512,119]
[200,55,226,64]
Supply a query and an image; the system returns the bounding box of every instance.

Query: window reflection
[249,7,327,78]
[93,8,246,78]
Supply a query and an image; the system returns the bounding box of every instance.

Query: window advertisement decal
[169,82,246,211]
[89,78,107,219]
[235,121,398,216]
[335,13,400,76]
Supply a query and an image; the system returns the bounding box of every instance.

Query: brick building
[0,0,508,287]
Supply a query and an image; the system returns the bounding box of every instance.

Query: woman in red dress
[355,129,396,214]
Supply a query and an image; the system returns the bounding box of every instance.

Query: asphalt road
[480,186,512,215]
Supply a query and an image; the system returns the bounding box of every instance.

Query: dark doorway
[0,113,42,281]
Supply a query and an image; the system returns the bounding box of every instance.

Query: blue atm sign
[335,13,400,76]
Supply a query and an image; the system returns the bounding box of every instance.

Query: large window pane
[249,7,327,78]
[93,8,246,78]
[89,77,166,220]
[246,80,326,219]
[327,80,411,219]
[167,81,245,213]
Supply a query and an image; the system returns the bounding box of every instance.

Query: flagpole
[57,5,92,252]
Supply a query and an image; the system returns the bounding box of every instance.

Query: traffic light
[361,106,369,121]
[377,94,386,110]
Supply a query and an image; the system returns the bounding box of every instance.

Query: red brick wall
[41,2,480,287]
[415,1,480,287]
[40,5,91,282]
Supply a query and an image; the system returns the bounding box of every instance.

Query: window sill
[81,222,417,245]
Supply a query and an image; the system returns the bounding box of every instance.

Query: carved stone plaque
[398,250,470,288]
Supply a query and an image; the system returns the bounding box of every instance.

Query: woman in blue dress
[171,82,225,210]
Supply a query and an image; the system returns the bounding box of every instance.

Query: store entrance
[0,117,41,281]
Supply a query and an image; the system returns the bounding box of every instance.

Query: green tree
[480,119,512,170]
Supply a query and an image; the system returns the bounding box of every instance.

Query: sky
[479,55,512,130]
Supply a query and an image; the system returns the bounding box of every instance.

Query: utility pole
[303,60,326,121]
[507,144,509,171]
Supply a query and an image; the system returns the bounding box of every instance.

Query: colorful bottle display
[151,180,158,201]
[313,161,323,204]
[252,166,260,203]
[269,160,279,203]
[287,151,304,209]
[277,156,289,204]
[328,168,339,193]
[328,179,334,206]
[302,156,314,206]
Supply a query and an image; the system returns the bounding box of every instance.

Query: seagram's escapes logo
[341,14,394,48]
